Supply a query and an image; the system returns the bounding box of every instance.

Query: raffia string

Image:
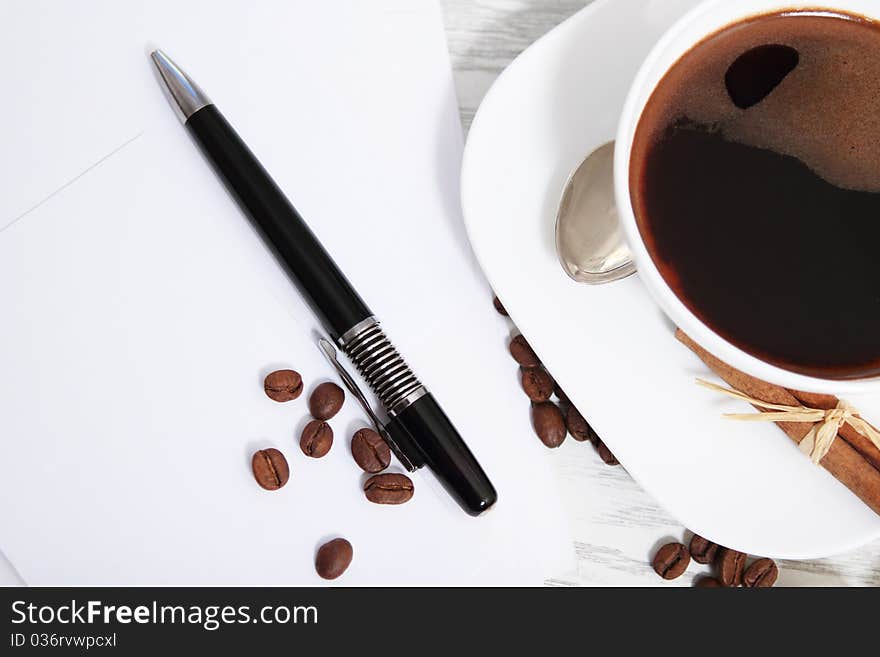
[696,378,880,465]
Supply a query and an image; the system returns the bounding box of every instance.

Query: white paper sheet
[0,0,573,585]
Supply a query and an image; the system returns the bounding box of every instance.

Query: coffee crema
[631,10,880,379]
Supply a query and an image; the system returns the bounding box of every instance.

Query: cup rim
[614,0,880,395]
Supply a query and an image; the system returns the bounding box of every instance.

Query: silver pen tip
[149,47,212,123]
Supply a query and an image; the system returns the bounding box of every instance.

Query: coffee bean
[251,448,290,490]
[521,367,554,402]
[689,534,719,565]
[652,542,690,580]
[300,420,333,458]
[309,382,345,420]
[493,295,509,316]
[315,538,353,580]
[351,428,391,473]
[531,402,566,448]
[364,473,414,505]
[554,383,569,404]
[695,577,723,588]
[263,369,303,402]
[717,548,747,587]
[509,335,540,368]
[565,406,597,444]
[743,558,778,588]
[596,440,619,465]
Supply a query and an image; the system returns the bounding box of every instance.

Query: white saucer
[461,0,880,558]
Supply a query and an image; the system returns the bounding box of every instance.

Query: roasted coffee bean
[652,542,691,580]
[521,367,554,402]
[717,548,747,587]
[493,295,509,316]
[565,406,597,444]
[596,440,619,465]
[695,577,723,588]
[531,402,566,448]
[300,420,333,458]
[509,335,541,368]
[364,473,414,505]
[315,538,353,580]
[351,428,391,473]
[554,383,569,404]
[251,448,290,490]
[263,369,303,402]
[309,382,345,420]
[689,534,719,565]
[743,558,778,588]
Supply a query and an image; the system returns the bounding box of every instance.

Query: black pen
[150,50,497,515]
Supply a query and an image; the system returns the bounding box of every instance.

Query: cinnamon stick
[676,329,880,516]
[786,389,880,472]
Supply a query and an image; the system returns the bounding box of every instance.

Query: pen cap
[383,416,427,471]
[393,394,497,516]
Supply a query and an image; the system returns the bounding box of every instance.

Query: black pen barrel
[394,395,498,516]
[185,105,371,339]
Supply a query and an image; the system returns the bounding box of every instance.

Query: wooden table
[441,0,880,586]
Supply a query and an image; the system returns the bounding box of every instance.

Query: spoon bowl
[555,141,636,284]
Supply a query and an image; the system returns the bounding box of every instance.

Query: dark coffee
[631,11,880,379]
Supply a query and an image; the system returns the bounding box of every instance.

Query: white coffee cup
[614,0,880,395]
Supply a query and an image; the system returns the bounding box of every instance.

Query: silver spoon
[555,141,636,284]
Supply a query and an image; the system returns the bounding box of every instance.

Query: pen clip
[318,337,420,472]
